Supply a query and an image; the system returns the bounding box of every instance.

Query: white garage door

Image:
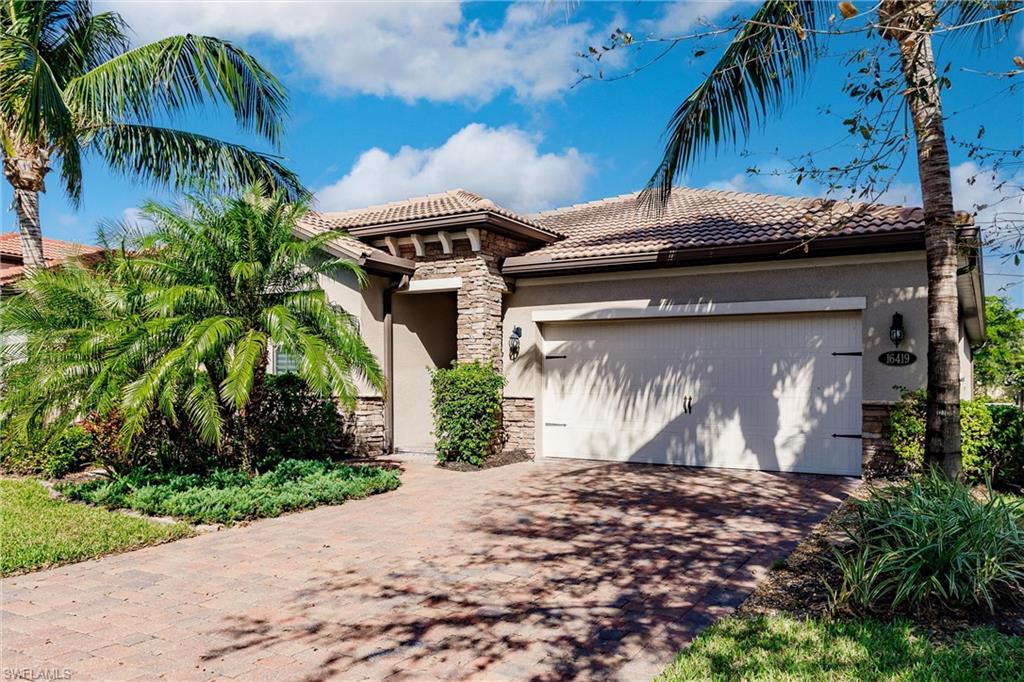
[541,312,863,475]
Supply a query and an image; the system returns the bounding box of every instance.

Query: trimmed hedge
[430,361,506,467]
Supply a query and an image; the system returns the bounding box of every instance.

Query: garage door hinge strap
[832,351,863,356]
[545,354,567,360]
[831,433,863,439]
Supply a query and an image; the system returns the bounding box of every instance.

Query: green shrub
[61,459,401,524]
[986,405,1024,489]
[0,425,93,478]
[254,373,343,470]
[832,471,1024,613]
[430,361,506,467]
[888,391,994,481]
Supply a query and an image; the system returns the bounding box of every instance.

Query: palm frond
[222,329,268,410]
[66,33,287,143]
[642,0,826,208]
[48,5,130,82]
[94,123,305,199]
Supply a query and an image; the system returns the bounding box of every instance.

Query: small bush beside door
[430,361,506,467]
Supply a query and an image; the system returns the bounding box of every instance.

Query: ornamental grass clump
[832,470,1024,614]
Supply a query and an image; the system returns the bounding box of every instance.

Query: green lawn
[657,615,1024,682]
[1,478,191,576]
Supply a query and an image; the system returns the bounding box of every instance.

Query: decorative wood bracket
[437,230,453,254]
[409,233,426,257]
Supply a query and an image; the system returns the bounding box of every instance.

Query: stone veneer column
[862,401,906,477]
[397,230,536,456]
[454,258,505,363]
[501,397,535,457]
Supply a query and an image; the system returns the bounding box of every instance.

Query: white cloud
[118,207,156,234]
[647,1,742,35]
[102,1,598,103]
[317,123,591,213]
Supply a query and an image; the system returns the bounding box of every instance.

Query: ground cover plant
[61,459,401,524]
[0,478,190,576]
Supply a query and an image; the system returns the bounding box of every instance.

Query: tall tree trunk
[3,148,51,271]
[882,1,962,479]
[238,352,269,474]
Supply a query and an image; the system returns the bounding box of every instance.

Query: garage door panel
[542,313,862,475]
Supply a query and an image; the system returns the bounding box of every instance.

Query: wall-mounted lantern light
[889,313,905,348]
[508,326,522,360]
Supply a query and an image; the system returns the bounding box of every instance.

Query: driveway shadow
[202,461,853,680]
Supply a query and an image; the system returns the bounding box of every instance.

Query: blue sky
[3,1,1022,303]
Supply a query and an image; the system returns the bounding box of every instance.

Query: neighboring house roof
[308,189,561,244]
[0,232,104,284]
[504,188,926,273]
[295,214,415,275]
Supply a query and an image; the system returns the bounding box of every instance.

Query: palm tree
[1,0,301,271]
[0,187,382,472]
[644,0,1014,478]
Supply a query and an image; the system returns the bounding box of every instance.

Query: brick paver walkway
[1,458,855,681]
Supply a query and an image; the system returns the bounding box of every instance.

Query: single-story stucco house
[293,187,985,477]
[0,232,103,286]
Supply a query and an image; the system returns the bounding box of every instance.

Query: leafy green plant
[61,459,401,525]
[986,405,1024,490]
[1,189,381,473]
[890,392,1023,487]
[974,296,1024,401]
[831,471,1024,613]
[0,425,93,478]
[430,361,506,467]
[254,373,343,470]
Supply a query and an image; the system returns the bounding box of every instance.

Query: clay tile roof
[308,189,550,233]
[294,214,415,275]
[0,232,104,284]
[521,187,925,263]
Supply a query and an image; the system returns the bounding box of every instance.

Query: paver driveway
[2,458,855,681]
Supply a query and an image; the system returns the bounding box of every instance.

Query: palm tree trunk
[238,352,269,473]
[882,0,962,479]
[2,149,51,271]
[12,189,46,271]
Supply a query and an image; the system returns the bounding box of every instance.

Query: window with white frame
[270,345,300,375]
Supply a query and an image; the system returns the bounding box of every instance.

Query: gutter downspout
[383,275,409,453]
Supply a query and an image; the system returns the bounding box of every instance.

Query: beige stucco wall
[959,318,974,400]
[391,291,457,451]
[317,265,389,397]
[501,252,932,403]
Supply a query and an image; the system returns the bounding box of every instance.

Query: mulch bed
[438,449,532,472]
[737,480,1024,641]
